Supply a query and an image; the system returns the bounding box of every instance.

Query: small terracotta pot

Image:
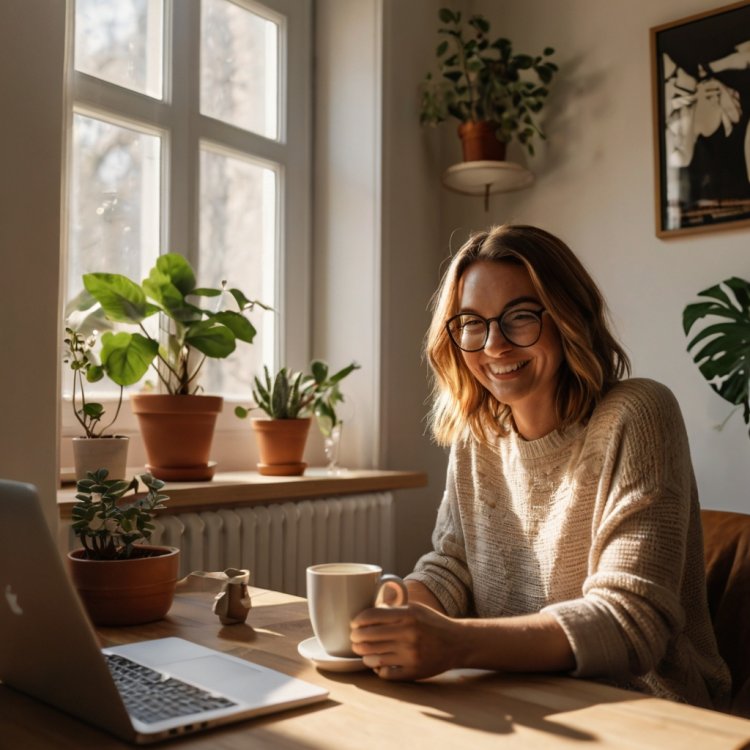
[130,394,222,481]
[251,417,311,476]
[67,545,180,627]
[72,435,129,481]
[458,120,507,162]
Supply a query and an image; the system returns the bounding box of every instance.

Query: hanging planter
[420,8,558,160]
[457,121,507,162]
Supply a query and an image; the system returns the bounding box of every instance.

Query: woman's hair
[426,224,631,445]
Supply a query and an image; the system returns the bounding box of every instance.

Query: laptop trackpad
[165,655,299,704]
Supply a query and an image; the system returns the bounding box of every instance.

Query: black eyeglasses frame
[445,308,547,352]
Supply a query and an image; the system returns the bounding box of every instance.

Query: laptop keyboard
[105,653,238,724]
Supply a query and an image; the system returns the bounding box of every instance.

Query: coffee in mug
[306,563,408,657]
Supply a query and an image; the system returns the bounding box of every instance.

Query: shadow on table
[325,668,652,743]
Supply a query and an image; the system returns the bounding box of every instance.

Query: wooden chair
[701,509,750,717]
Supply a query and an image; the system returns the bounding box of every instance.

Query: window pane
[199,145,277,397]
[74,0,163,98]
[68,113,161,300]
[200,0,279,139]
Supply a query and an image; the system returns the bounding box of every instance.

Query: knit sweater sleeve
[405,446,474,616]
[542,381,694,680]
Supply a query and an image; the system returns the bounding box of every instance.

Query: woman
[351,225,730,710]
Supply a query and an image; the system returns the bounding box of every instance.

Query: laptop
[0,479,329,744]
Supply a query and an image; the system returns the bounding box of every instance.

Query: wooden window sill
[57,468,428,519]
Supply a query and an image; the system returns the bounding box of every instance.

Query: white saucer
[297,637,368,672]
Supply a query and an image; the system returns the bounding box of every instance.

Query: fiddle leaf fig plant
[71,469,169,560]
[235,360,360,435]
[420,7,558,155]
[683,276,750,432]
[81,253,269,395]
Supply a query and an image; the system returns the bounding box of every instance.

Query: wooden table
[3,587,750,749]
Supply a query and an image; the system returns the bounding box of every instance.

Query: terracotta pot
[67,545,180,626]
[251,417,311,476]
[72,435,129,481]
[458,120,507,162]
[130,394,223,481]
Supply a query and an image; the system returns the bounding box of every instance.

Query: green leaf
[143,267,189,320]
[212,310,256,344]
[329,362,360,384]
[191,287,222,297]
[82,402,104,419]
[469,15,490,34]
[272,368,290,418]
[83,273,158,324]
[154,253,196,295]
[543,47,555,56]
[227,288,273,312]
[235,406,249,418]
[684,277,750,422]
[438,8,455,24]
[537,67,552,84]
[436,40,448,57]
[184,321,235,358]
[311,360,328,384]
[100,331,159,386]
[86,365,104,383]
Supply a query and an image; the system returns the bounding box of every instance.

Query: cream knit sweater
[408,378,730,710]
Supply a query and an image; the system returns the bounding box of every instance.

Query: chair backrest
[701,508,750,717]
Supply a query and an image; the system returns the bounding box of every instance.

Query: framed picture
[651,1,750,237]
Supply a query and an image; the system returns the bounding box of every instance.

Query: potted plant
[235,360,360,476]
[683,277,750,434]
[420,7,558,161]
[81,253,268,480]
[66,468,179,626]
[63,326,130,480]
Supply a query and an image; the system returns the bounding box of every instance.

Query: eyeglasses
[446,308,546,352]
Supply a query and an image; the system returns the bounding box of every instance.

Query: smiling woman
[349,224,731,713]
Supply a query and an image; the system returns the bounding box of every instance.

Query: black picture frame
[651,1,750,237]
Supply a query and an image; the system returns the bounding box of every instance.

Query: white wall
[374,0,750,574]
[0,0,66,531]
[314,0,383,470]
[446,0,750,513]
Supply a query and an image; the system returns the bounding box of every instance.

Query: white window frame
[61,0,312,473]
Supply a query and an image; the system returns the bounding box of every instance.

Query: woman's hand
[350,602,461,681]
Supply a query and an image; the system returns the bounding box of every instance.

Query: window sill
[57,468,428,519]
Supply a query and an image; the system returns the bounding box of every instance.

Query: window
[62,0,311,468]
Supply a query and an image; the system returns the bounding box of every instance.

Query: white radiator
[64,492,395,597]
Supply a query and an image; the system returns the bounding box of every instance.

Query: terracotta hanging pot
[130,394,223,481]
[458,120,507,162]
[67,545,180,626]
[72,435,129,481]
[251,417,311,476]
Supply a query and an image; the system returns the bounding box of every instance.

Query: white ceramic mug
[306,563,408,657]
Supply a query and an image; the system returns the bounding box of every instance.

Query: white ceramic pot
[72,436,130,481]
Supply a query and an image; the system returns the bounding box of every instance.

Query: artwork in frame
[651,1,750,237]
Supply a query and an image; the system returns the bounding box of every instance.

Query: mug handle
[375,574,408,607]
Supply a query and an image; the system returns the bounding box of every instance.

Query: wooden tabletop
[4,587,750,749]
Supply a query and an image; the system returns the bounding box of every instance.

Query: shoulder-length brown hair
[426,225,631,445]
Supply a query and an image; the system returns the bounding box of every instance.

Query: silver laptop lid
[0,480,135,740]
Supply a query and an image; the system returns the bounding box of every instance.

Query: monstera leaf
[683,277,750,429]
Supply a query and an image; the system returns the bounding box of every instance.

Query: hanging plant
[683,276,750,432]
